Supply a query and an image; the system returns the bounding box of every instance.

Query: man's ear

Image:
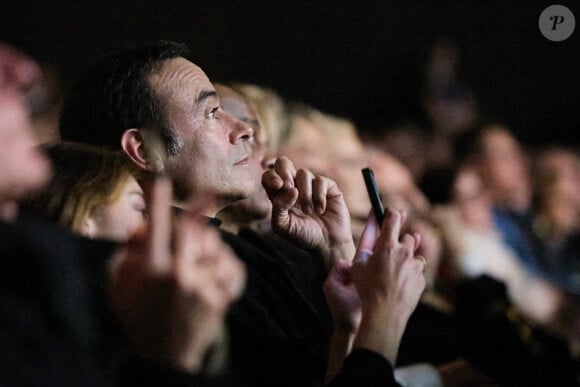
[121,129,151,171]
[121,129,166,173]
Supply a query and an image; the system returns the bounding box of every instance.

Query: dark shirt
[0,219,229,387]
[221,227,331,387]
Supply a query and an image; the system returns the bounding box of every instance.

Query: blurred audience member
[378,122,429,180]
[455,124,540,272]
[280,103,331,174]
[476,124,532,214]
[533,147,580,250]
[365,145,429,218]
[21,143,146,242]
[318,114,370,241]
[424,164,562,325]
[0,44,51,220]
[231,83,288,155]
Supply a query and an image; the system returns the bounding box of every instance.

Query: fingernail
[285,179,293,189]
[304,205,313,214]
[317,206,324,214]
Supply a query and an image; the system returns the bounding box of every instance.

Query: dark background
[1,0,578,146]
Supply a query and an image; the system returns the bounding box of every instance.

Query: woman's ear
[81,216,97,239]
[121,129,165,173]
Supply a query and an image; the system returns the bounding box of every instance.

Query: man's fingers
[274,156,297,189]
[262,168,284,196]
[295,169,314,214]
[312,175,328,214]
[148,177,173,270]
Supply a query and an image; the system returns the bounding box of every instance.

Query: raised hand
[351,209,426,366]
[262,156,355,267]
[109,177,245,372]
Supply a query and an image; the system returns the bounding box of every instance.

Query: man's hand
[351,209,426,366]
[109,177,245,372]
[262,156,355,267]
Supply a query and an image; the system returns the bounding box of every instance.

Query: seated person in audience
[423,164,563,325]
[365,145,430,218]
[422,162,578,385]
[21,142,146,242]
[0,44,50,221]
[59,40,428,387]
[533,146,580,253]
[456,124,540,269]
[280,103,332,175]
[0,42,246,386]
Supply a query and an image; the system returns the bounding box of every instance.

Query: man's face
[149,58,255,205]
[216,85,271,220]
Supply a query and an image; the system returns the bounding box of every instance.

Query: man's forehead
[149,57,215,99]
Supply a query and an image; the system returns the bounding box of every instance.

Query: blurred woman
[21,142,146,242]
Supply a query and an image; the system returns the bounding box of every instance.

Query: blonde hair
[22,142,141,234]
[231,83,288,153]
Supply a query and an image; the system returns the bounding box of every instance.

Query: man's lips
[234,155,250,166]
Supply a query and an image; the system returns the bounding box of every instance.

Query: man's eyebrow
[196,90,218,104]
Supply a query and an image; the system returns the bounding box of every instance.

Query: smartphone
[361,167,385,225]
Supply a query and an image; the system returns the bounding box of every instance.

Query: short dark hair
[59,41,189,155]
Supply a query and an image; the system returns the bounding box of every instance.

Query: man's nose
[227,114,254,144]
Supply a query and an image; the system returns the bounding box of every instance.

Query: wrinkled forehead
[148,57,216,106]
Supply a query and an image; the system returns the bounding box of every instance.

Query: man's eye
[208,106,219,118]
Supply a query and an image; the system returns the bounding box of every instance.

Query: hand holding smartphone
[362,167,385,226]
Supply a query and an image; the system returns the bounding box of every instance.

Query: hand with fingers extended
[262,156,355,268]
[109,177,245,372]
[351,209,426,367]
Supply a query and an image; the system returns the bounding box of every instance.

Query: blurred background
[1,0,578,146]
